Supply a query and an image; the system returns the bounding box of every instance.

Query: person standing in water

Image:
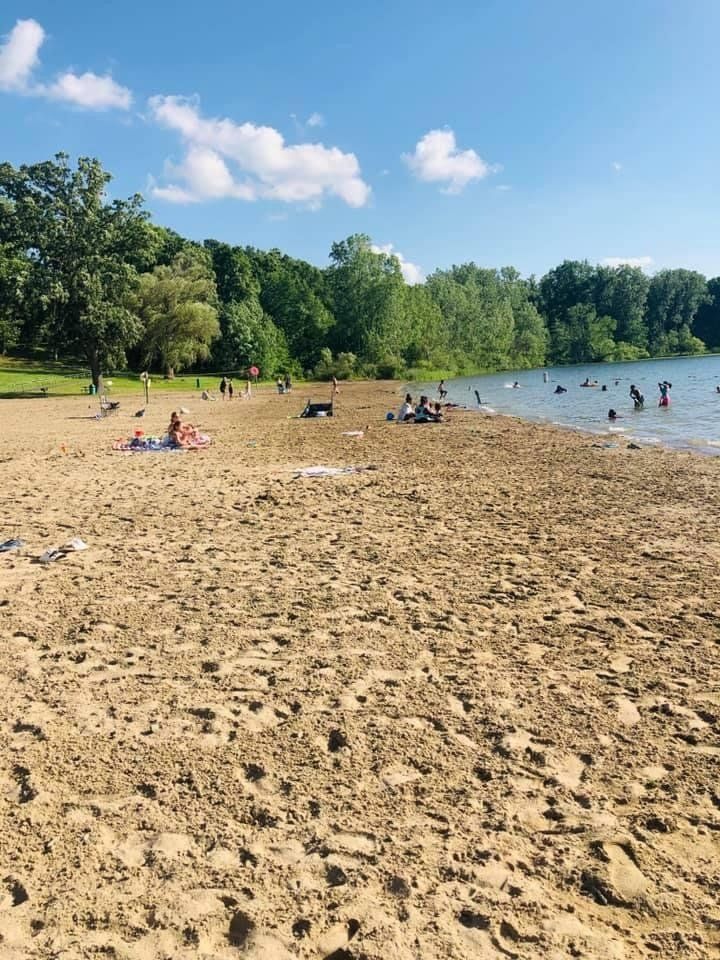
[658,381,672,408]
[629,385,644,409]
[438,379,448,400]
[543,371,549,383]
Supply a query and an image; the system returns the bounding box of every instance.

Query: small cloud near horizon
[601,256,653,269]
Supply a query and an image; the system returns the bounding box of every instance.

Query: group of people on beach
[276,374,293,394]
[398,393,445,423]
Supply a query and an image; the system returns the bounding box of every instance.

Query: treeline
[1,154,719,385]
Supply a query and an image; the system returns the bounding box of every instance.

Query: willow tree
[137,248,219,378]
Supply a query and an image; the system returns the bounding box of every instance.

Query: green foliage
[646,269,710,352]
[0,153,715,380]
[0,154,156,385]
[136,249,219,376]
[312,348,358,380]
[693,277,720,350]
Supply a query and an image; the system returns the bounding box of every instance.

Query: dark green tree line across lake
[1,154,719,386]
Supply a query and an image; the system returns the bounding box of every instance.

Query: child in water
[658,381,672,408]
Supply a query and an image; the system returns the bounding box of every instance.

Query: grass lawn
[0,358,252,399]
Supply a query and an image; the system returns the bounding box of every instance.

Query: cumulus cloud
[0,18,44,90]
[149,95,370,208]
[45,71,131,110]
[372,243,424,285]
[403,128,498,193]
[306,112,324,128]
[0,17,131,109]
[601,256,653,269]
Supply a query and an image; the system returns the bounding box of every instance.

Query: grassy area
[0,359,259,399]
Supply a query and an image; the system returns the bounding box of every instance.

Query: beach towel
[112,434,211,452]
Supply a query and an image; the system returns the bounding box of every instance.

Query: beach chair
[99,395,120,417]
[300,399,334,418]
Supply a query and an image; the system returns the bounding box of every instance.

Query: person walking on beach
[285,373,292,392]
[332,375,339,397]
[219,376,228,400]
[227,378,234,400]
[438,379,448,399]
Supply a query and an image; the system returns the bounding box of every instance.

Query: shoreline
[1,384,719,958]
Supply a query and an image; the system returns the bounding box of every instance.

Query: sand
[0,382,719,960]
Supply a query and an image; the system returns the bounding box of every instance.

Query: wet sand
[1,382,719,959]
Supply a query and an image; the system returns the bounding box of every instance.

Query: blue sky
[2,0,719,282]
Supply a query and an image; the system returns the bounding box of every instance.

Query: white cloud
[307,112,324,128]
[496,184,512,191]
[45,71,131,110]
[149,95,370,208]
[0,17,131,109]
[601,256,653,269]
[612,161,622,172]
[403,128,498,193]
[372,243,424,285]
[0,18,44,90]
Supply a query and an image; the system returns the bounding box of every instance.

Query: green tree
[594,264,649,350]
[0,154,156,387]
[0,242,29,353]
[539,260,597,363]
[327,234,409,362]
[136,249,219,377]
[646,269,709,353]
[691,277,720,350]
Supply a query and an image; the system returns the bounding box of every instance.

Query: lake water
[419,355,720,453]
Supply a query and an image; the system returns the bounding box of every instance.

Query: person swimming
[554,385,567,394]
[608,408,621,420]
[512,381,520,389]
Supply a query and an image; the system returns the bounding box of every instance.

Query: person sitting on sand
[554,385,567,394]
[415,396,441,423]
[276,378,285,394]
[629,385,644,409]
[201,389,216,401]
[168,412,199,446]
[398,393,415,422]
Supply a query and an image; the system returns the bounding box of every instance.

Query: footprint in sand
[602,842,649,902]
[616,697,641,726]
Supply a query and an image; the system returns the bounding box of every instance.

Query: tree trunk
[165,366,175,380]
[89,351,103,394]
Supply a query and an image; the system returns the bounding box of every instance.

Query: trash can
[88,384,96,395]
[196,378,201,389]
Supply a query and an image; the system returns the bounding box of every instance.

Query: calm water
[421,355,720,453]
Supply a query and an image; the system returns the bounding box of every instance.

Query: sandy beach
[0,382,719,960]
